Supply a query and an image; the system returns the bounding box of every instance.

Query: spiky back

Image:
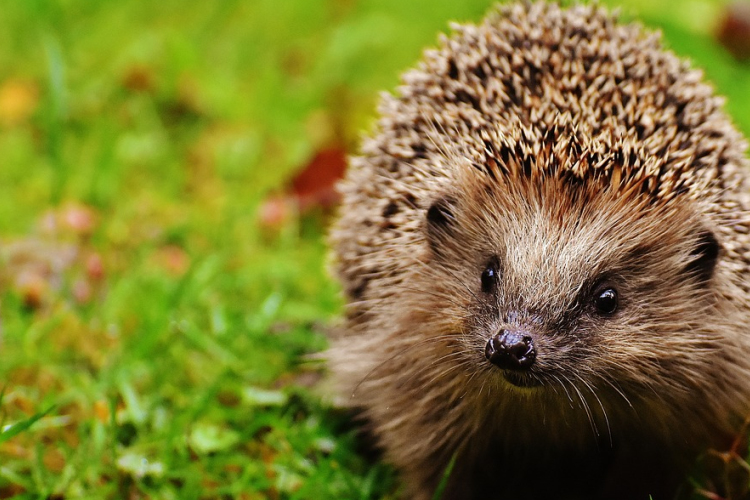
[331,1,750,322]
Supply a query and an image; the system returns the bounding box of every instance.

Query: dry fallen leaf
[86,252,105,281]
[0,78,39,126]
[43,447,66,473]
[93,399,110,423]
[290,147,347,210]
[14,268,49,309]
[258,146,347,228]
[122,65,156,93]
[718,1,750,61]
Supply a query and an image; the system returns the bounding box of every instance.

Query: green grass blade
[431,451,458,500]
[0,406,55,444]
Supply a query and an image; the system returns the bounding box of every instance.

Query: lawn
[0,0,749,498]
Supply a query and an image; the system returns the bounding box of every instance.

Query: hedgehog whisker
[576,373,613,446]
[550,373,575,405]
[349,334,460,398]
[397,355,473,395]
[423,359,473,389]
[430,351,474,371]
[600,378,634,409]
[570,377,599,439]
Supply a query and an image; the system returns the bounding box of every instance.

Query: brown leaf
[718,2,750,61]
[86,252,105,281]
[217,390,240,408]
[224,463,242,474]
[258,146,347,228]
[7,367,63,393]
[122,65,156,93]
[0,440,28,459]
[0,484,25,497]
[43,447,66,473]
[7,391,36,415]
[291,147,347,210]
[159,75,204,125]
[14,268,49,309]
[94,399,110,423]
[0,78,39,126]
[238,493,268,500]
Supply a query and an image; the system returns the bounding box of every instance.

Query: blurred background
[1,0,749,498]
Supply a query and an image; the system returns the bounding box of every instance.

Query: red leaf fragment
[258,146,347,228]
[718,1,750,61]
[86,252,105,281]
[290,147,347,211]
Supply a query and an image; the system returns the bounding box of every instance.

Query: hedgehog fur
[328,3,750,499]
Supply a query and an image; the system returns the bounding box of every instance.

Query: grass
[0,0,749,498]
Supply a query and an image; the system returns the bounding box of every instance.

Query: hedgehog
[327,2,750,499]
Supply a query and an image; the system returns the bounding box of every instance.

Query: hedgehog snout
[485,329,536,371]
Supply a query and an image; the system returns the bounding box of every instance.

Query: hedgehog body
[328,3,750,499]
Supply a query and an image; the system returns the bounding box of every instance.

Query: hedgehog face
[423,174,724,403]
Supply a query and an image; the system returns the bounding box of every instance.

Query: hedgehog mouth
[503,371,542,388]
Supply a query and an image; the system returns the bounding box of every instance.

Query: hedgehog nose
[485,330,536,371]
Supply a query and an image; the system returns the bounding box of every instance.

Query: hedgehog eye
[593,287,618,315]
[481,258,500,293]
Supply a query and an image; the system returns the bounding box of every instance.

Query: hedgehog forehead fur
[432,168,710,314]
[329,2,750,499]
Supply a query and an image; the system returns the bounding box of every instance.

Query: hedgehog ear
[425,196,457,251]
[686,229,721,285]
